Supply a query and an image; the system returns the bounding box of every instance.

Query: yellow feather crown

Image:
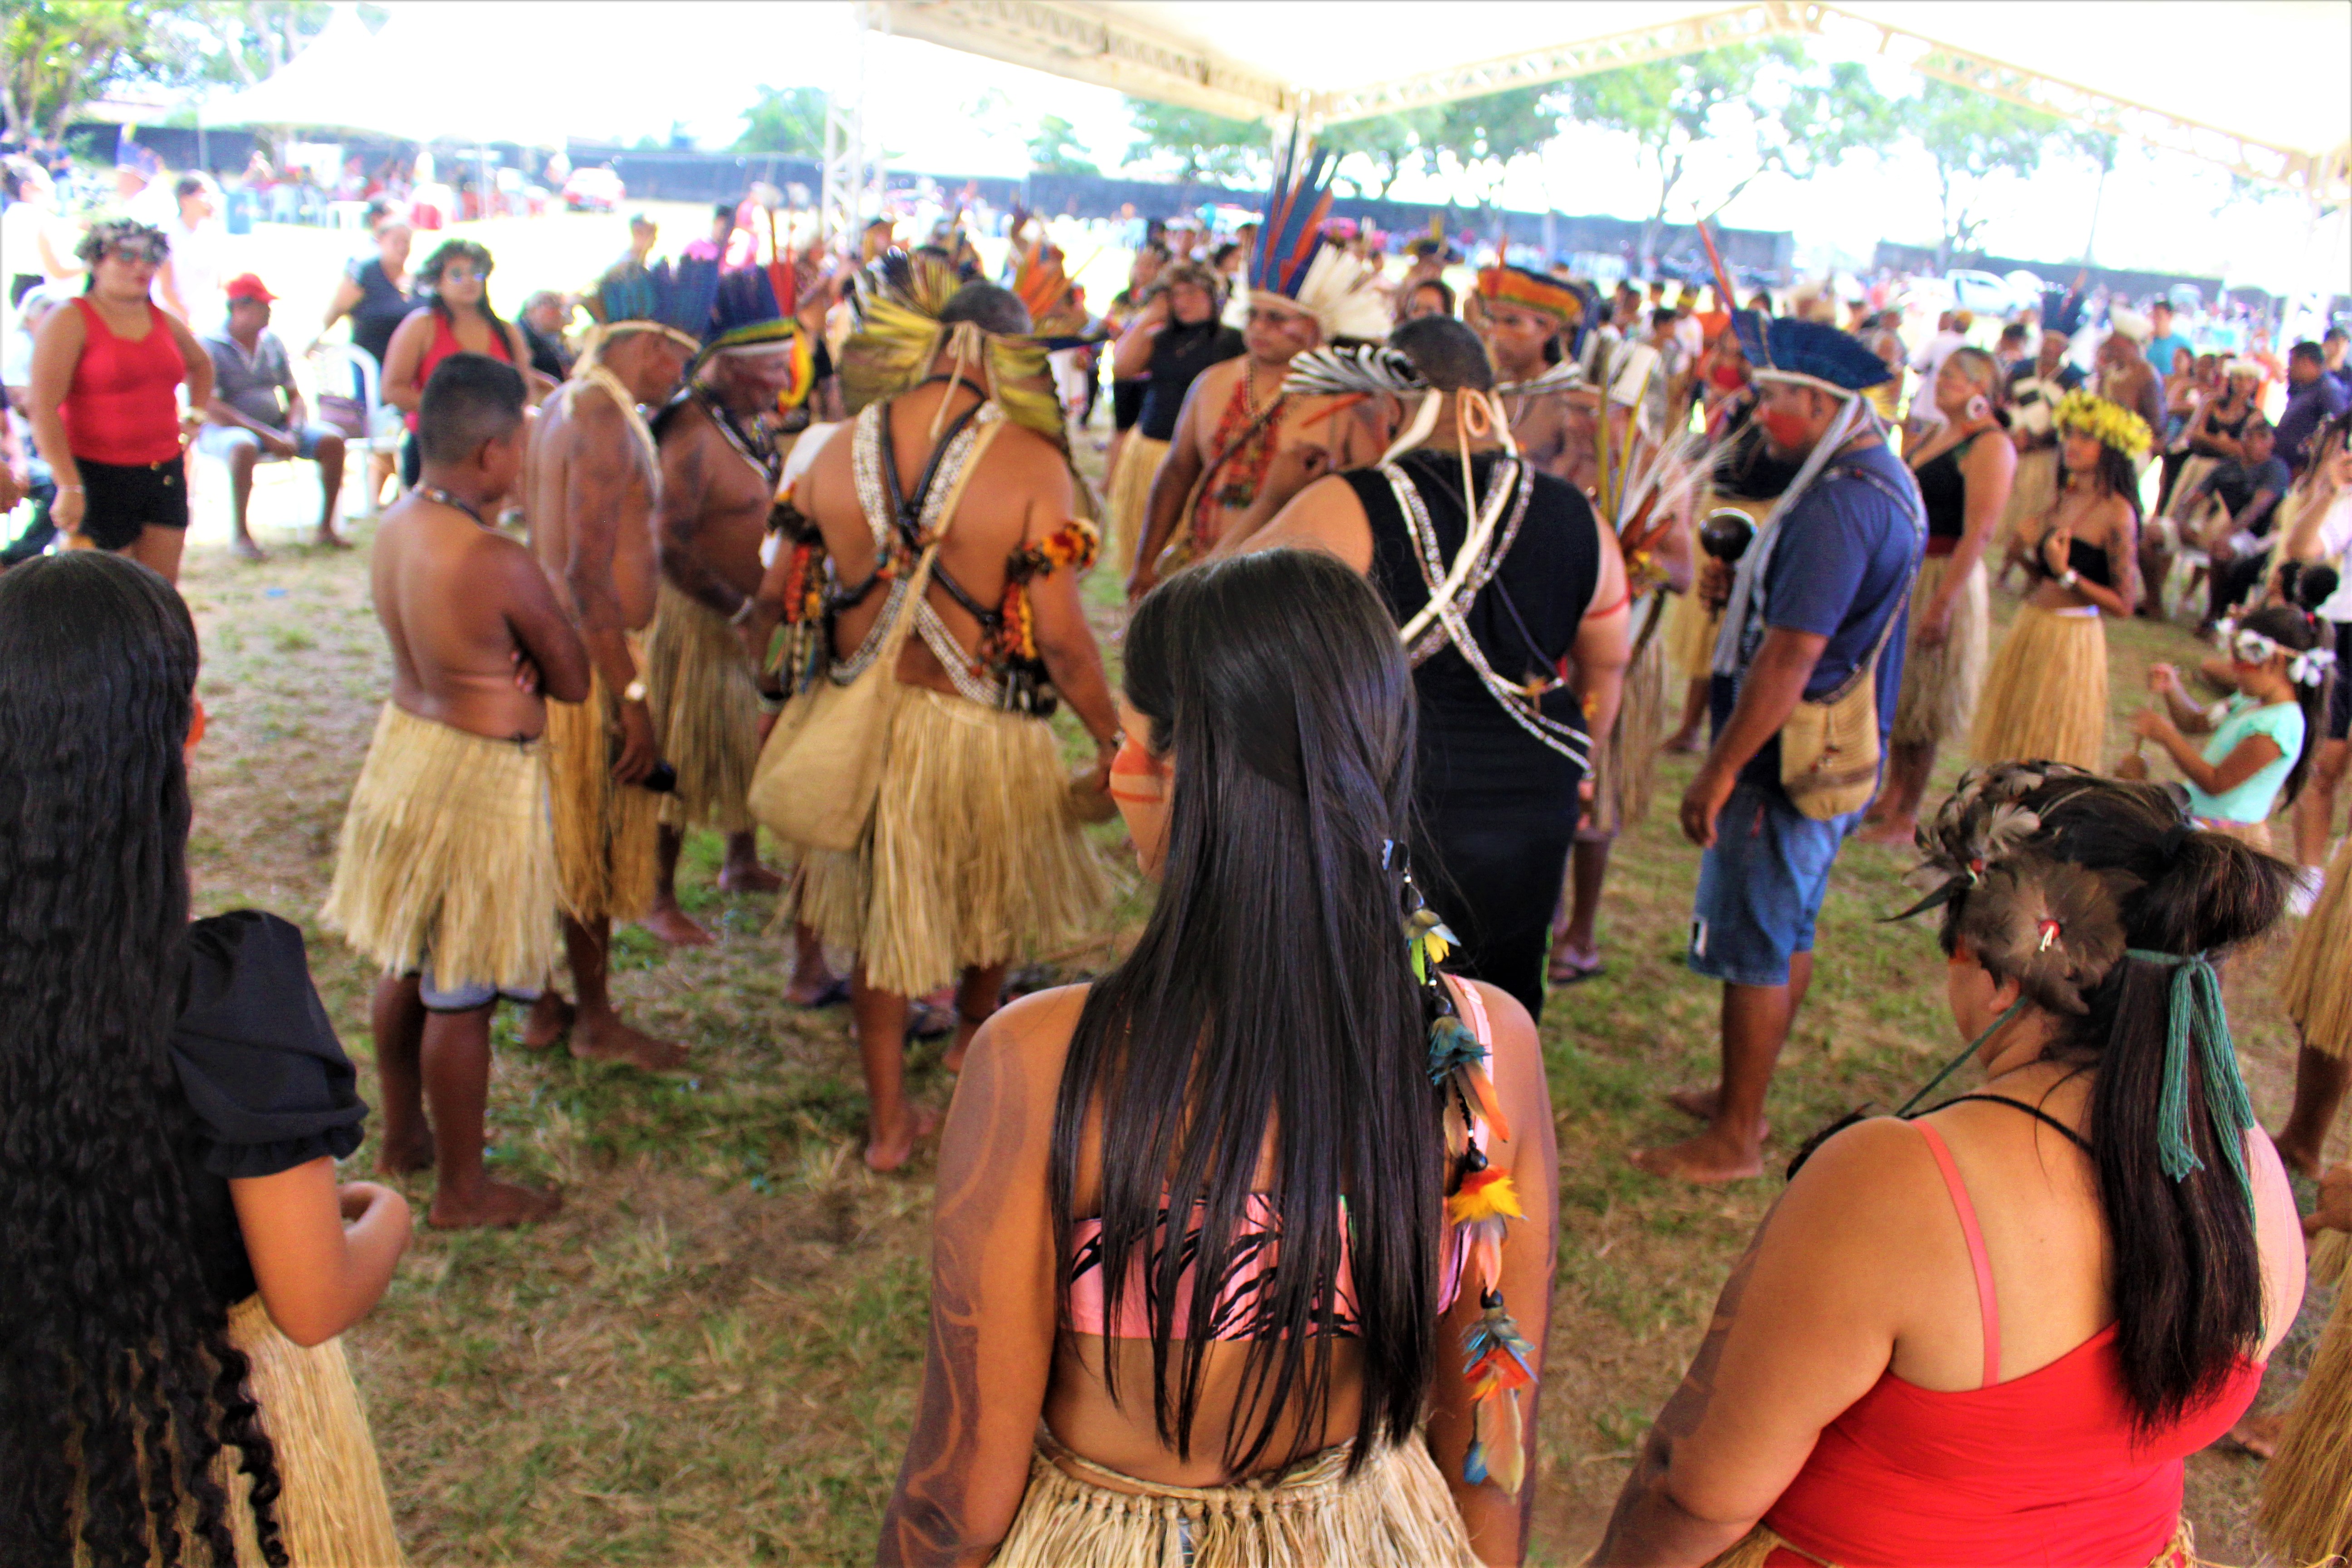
[2052,390,2152,458]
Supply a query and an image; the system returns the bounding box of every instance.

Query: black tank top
[2068,536,2114,588]
[347,255,412,368]
[1345,450,1603,816]
[1136,321,1245,441]
[1913,436,1974,542]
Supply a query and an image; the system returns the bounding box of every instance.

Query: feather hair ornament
[1245,127,1392,345]
[838,248,1068,452]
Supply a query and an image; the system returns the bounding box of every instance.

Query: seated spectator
[0,284,68,567]
[0,551,413,1563]
[2188,417,2292,623]
[2324,326,2351,401]
[1592,770,2302,1566]
[517,289,575,382]
[197,273,348,558]
[2278,341,2351,476]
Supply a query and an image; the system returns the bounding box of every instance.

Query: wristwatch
[622,679,649,704]
[2058,568,2080,590]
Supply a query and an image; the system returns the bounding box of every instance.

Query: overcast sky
[305,2,2349,290]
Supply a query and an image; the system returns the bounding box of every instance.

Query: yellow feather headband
[838,252,1067,451]
[2052,389,2152,458]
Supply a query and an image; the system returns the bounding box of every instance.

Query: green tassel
[2127,949,2256,1200]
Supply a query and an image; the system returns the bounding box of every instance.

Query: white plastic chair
[313,343,403,519]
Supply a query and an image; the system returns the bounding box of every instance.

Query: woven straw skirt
[1665,582,1723,685]
[990,1434,1480,1568]
[644,580,762,834]
[1970,604,2108,772]
[1582,628,1668,841]
[1891,555,1990,748]
[544,642,662,925]
[794,686,1106,998]
[1104,434,1169,583]
[2284,834,2352,1058]
[220,1294,407,1566]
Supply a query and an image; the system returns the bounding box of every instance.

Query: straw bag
[748,418,1000,852]
[1779,572,1905,822]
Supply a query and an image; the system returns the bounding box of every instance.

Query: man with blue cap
[1637,311,1924,1183]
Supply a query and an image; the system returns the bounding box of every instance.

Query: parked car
[563,167,625,213]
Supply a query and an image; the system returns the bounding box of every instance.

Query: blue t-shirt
[2185,695,2305,823]
[2144,332,2195,378]
[1710,438,1924,790]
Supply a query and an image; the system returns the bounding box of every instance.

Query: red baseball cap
[224,272,277,303]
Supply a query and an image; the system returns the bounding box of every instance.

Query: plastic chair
[312,343,403,520]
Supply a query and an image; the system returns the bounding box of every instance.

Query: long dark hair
[0,554,286,1565]
[1937,778,2288,1432]
[2236,598,2327,807]
[1050,550,1442,1475]
[418,236,506,335]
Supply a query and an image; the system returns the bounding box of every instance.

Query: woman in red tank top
[25,218,213,583]
[380,238,531,490]
[1592,767,2306,1568]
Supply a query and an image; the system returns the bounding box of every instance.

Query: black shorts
[77,455,188,551]
[2329,619,2352,743]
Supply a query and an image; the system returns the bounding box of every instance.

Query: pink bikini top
[1064,982,1490,1341]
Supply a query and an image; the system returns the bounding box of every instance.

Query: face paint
[1758,405,1814,451]
[1107,731,1166,808]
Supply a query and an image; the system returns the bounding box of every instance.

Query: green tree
[1121,96,1264,185]
[3,0,178,140]
[1419,86,1559,224]
[733,83,824,156]
[1559,42,1892,271]
[1909,79,2058,270]
[1028,113,1098,176]
[186,2,340,88]
[1320,110,1437,200]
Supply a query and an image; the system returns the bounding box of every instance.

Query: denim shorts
[1687,781,1863,988]
[413,965,542,1014]
[195,420,341,462]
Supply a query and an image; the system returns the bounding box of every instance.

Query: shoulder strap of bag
[1803,457,1923,707]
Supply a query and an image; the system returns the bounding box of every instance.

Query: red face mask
[1758,405,1815,451]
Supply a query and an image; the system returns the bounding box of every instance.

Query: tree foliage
[1420,87,1558,215]
[4,1,177,139]
[1319,111,1435,201]
[1558,41,1891,269]
[1910,78,2058,269]
[1028,113,1098,176]
[1120,97,1264,185]
[734,83,824,156]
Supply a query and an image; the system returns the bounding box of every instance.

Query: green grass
[172,267,2335,1558]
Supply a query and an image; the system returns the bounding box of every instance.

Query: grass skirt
[220,1294,407,1567]
[793,686,1106,998]
[1103,434,1168,582]
[644,580,759,834]
[2263,1269,2352,1564]
[1665,583,1722,685]
[1891,556,1990,747]
[544,646,661,925]
[322,704,559,993]
[1581,629,1668,842]
[1996,446,2060,550]
[990,1434,1480,1568]
[1970,603,2108,772]
[2283,834,2352,1058]
[1704,1517,2197,1568]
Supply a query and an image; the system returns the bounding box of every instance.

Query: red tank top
[62,296,186,466]
[1762,1122,2264,1567]
[405,309,513,431]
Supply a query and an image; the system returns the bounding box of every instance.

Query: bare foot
[2222,1412,2283,1460]
[230,534,269,564]
[376,1126,435,1176]
[864,1105,943,1173]
[313,527,352,550]
[718,859,784,893]
[1662,730,1705,756]
[429,1178,563,1229]
[642,903,715,947]
[942,1010,991,1074]
[1548,943,1604,985]
[1630,1130,1765,1184]
[1854,817,1917,848]
[522,991,574,1051]
[569,1010,688,1070]
[785,975,850,1008]
[1664,1086,1769,1140]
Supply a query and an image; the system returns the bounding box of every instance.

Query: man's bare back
[525,379,663,635]
[795,381,1071,699]
[372,493,588,740]
[657,395,769,606]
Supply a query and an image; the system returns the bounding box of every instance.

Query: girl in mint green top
[2127,603,2331,828]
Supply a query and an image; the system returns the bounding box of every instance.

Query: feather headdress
[1246,128,1392,346]
[838,248,1066,450]
[697,265,813,408]
[582,255,719,357]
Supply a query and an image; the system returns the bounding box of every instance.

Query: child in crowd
[2122,599,2330,849]
[323,353,591,1228]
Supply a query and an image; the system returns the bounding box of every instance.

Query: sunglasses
[439,266,484,283]
[103,239,165,264]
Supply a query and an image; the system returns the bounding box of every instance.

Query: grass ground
[156,214,2339,1564]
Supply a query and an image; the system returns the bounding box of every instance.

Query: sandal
[787,976,852,1009]
[1548,949,1606,985]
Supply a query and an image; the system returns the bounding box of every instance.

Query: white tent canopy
[199,7,554,148]
[879,0,2352,206]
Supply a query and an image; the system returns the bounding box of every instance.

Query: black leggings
[1416,813,1577,1018]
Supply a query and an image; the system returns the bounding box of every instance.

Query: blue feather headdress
[584,255,720,352]
[1244,128,1392,345]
